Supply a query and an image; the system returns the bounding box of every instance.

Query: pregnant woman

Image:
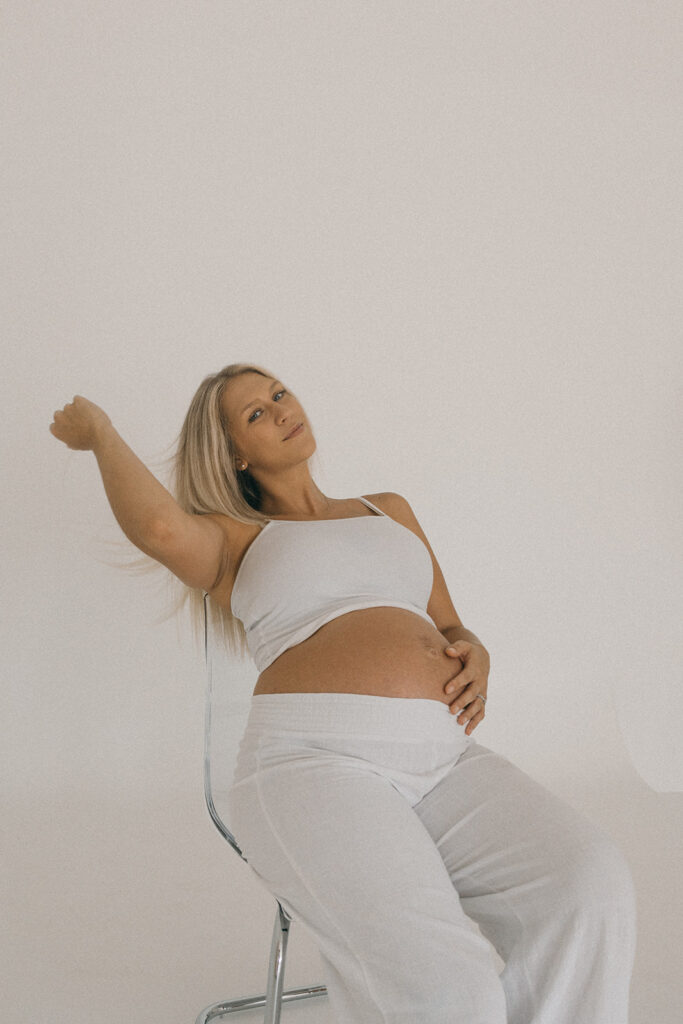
[50,362,637,1024]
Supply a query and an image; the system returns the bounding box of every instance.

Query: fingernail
[445,685,454,693]
[446,646,456,652]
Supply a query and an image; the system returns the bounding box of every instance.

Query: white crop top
[227,496,435,672]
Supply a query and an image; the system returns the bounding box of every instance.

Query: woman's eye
[248,390,287,423]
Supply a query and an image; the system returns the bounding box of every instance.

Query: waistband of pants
[246,691,462,742]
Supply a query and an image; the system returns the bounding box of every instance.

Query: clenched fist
[49,395,112,451]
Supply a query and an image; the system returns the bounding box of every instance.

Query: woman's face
[221,372,314,471]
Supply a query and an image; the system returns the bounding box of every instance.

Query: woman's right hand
[49,395,112,451]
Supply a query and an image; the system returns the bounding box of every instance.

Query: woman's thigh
[413,739,637,952]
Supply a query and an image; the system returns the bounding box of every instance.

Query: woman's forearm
[92,421,182,549]
[441,625,487,651]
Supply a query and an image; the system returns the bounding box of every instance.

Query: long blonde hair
[107,362,320,658]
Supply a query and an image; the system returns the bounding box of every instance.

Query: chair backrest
[202,592,256,864]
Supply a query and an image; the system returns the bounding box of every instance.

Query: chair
[195,593,328,1023]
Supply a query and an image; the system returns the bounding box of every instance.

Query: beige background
[2,1,681,1021]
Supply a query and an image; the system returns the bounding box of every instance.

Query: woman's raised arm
[49,395,229,592]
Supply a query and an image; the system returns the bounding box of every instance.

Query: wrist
[92,419,117,455]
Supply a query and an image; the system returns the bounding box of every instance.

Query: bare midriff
[251,606,466,706]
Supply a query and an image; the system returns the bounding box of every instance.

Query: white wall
[2,2,681,1021]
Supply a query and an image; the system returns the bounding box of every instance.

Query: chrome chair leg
[264,900,288,1023]
[194,902,327,1022]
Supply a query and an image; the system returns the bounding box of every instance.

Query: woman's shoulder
[361,492,416,527]
[363,491,409,512]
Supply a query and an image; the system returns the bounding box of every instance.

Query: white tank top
[227,496,435,672]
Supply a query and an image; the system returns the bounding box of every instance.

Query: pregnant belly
[252,607,467,705]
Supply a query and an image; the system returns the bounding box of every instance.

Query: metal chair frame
[195,593,328,1023]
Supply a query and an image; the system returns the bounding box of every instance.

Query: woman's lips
[285,422,304,439]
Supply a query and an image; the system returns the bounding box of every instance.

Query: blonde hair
[106,362,321,659]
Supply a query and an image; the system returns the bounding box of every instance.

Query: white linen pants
[227,692,637,1024]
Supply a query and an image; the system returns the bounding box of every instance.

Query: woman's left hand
[442,641,490,734]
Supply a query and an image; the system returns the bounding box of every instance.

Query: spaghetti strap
[358,495,387,516]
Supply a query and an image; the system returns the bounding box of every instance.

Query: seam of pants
[254,736,389,1024]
